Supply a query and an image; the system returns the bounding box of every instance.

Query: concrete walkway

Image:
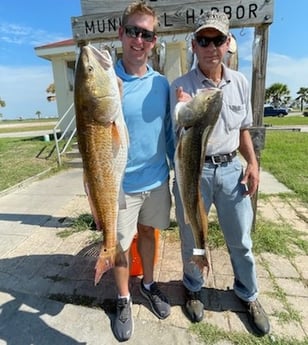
[0,168,307,344]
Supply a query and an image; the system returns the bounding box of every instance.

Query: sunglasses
[124,25,156,42]
[195,35,228,48]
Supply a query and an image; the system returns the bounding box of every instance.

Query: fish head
[193,88,223,125]
[74,44,122,125]
[176,87,223,128]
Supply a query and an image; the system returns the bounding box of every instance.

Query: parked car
[303,107,308,117]
[264,105,288,117]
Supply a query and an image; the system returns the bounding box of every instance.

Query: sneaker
[112,297,134,342]
[139,279,170,319]
[184,288,204,323]
[243,299,270,336]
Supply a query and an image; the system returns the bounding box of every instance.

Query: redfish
[74,44,128,285]
[174,89,222,271]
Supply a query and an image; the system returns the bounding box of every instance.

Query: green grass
[191,322,308,345]
[208,216,308,257]
[261,131,308,203]
[263,115,308,126]
[0,137,59,191]
[0,125,54,134]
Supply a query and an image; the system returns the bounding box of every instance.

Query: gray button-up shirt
[170,64,253,155]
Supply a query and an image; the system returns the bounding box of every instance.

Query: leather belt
[205,151,236,165]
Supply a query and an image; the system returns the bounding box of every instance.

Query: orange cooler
[129,228,160,276]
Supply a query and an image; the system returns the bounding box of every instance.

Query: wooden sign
[72,0,274,42]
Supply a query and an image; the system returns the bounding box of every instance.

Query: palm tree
[0,97,5,121]
[296,87,308,112]
[265,83,290,107]
[0,97,5,108]
[35,110,41,120]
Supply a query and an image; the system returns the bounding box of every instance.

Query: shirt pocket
[223,103,247,131]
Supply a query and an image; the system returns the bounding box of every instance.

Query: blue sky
[0,0,308,120]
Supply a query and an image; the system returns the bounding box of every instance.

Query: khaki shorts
[117,181,171,251]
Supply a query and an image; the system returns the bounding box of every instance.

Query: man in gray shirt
[170,11,270,337]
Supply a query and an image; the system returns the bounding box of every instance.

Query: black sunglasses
[124,25,156,42]
[195,35,228,48]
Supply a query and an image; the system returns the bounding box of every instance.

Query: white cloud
[234,30,308,99]
[266,53,308,97]
[0,22,67,47]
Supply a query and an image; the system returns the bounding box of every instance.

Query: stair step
[65,151,81,159]
[66,158,83,169]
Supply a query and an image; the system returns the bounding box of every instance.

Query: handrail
[53,102,76,166]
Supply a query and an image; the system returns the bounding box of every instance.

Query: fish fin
[84,178,101,230]
[83,174,101,230]
[117,77,123,99]
[112,122,122,151]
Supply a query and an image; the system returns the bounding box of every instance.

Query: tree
[265,83,290,107]
[0,97,5,120]
[35,110,41,120]
[46,83,56,102]
[296,87,308,112]
[0,97,5,108]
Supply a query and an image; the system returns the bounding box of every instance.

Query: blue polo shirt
[115,60,174,193]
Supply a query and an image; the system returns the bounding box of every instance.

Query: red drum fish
[74,44,128,285]
[174,88,222,271]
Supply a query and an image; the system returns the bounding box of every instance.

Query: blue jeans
[173,157,258,302]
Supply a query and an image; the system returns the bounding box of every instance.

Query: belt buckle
[211,155,222,165]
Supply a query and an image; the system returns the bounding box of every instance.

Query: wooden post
[250,24,269,230]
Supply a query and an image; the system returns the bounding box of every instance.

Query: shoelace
[150,283,167,302]
[248,300,261,315]
[117,298,130,322]
[187,291,201,301]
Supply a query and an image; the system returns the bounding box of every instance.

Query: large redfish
[174,88,222,271]
[74,44,128,285]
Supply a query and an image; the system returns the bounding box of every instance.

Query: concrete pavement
[0,168,307,344]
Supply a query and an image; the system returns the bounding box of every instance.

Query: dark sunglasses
[124,25,156,42]
[195,35,228,48]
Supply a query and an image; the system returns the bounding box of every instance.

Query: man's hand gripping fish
[174,88,222,272]
[74,44,128,285]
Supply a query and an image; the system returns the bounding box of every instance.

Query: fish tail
[191,254,209,271]
[94,244,127,285]
[94,246,116,285]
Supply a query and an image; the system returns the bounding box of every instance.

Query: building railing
[53,103,76,166]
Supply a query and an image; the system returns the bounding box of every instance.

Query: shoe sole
[139,286,170,320]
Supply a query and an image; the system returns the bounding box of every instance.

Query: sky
[0,0,308,120]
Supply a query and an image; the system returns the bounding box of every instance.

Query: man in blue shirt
[112,2,174,342]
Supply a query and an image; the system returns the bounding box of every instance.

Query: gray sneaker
[243,299,270,336]
[112,297,134,342]
[140,279,170,319]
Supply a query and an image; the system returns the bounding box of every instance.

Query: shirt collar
[195,63,231,88]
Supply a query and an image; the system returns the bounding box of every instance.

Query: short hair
[121,1,159,32]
